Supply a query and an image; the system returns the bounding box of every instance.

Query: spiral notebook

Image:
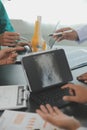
[0,85,29,110]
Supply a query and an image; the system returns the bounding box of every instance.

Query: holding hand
[62,83,87,103]
[0,31,20,47]
[0,46,24,65]
[53,27,79,42]
[36,104,80,130]
[77,72,87,84]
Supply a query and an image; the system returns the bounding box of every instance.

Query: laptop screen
[22,49,73,92]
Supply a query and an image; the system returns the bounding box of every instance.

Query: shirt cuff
[77,127,87,130]
[75,25,87,43]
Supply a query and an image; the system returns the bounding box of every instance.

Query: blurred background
[2,0,87,46]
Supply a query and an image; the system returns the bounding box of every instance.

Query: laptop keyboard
[30,86,71,108]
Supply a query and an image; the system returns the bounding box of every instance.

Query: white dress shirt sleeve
[77,127,87,130]
[75,25,87,42]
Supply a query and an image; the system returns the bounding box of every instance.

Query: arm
[0,46,24,65]
[0,1,31,48]
[53,27,79,42]
[36,104,80,130]
[53,25,87,43]
[62,83,87,103]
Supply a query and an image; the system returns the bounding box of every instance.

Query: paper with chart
[0,85,27,110]
[0,110,64,130]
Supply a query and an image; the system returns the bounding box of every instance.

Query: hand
[0,31,20,47]
[36,104,80,130]
[77,72,87,84]
[53,27,79,42]
[62,83,87,103]
[0,46,24,65]
[16,41,31,47]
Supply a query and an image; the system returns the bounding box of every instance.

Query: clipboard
[0,85,29,110]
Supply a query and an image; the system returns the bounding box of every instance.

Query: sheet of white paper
[53,45,87,70]
[0,110,64,130]
[66,49,87,69]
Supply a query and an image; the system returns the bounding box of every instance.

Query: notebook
[21,49,73,108]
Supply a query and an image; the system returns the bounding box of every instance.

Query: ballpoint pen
[49,29,73,37]
[20,36,29,42]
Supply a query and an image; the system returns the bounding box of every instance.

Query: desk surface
[0,63,87,127]
[0,64,27,85]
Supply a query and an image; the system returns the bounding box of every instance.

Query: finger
[53,106,62,115]
[77,73,87,80]
[7,57,16,64]
[57,36,64,41]
[63,95,76,102]
[36,109,48,121]
[17,42,28,46]
[69,89,74,96]
[5,43,17,47]
[40,105,49,113]
[46,104,55,115]
[5,31,20,37]
[3,47,24,54]
[13,46,24,52]
[4,36,19,41]
[10,52,18,58]
[84,80,87,83]
[61,83,75,90]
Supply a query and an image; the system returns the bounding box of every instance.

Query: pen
[15,36,29,43]
[49,29,73,37]
[20,36,29,42]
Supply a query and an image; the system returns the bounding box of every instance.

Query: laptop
[21,49,73,108]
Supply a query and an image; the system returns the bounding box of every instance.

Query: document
[0,85,28,110]
[66,49,87,70]
[0,110,63,130]
[53,45,87,70]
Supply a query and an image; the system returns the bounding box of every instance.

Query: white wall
[11,19,87,47]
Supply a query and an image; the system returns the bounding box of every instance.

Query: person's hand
[53,27,79,42]
[36,104,80,130]
[0,31,20,47]
[0,46,24,65]
[77,72,87,84]
[62,83,87,103]
[16,41,31,47]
